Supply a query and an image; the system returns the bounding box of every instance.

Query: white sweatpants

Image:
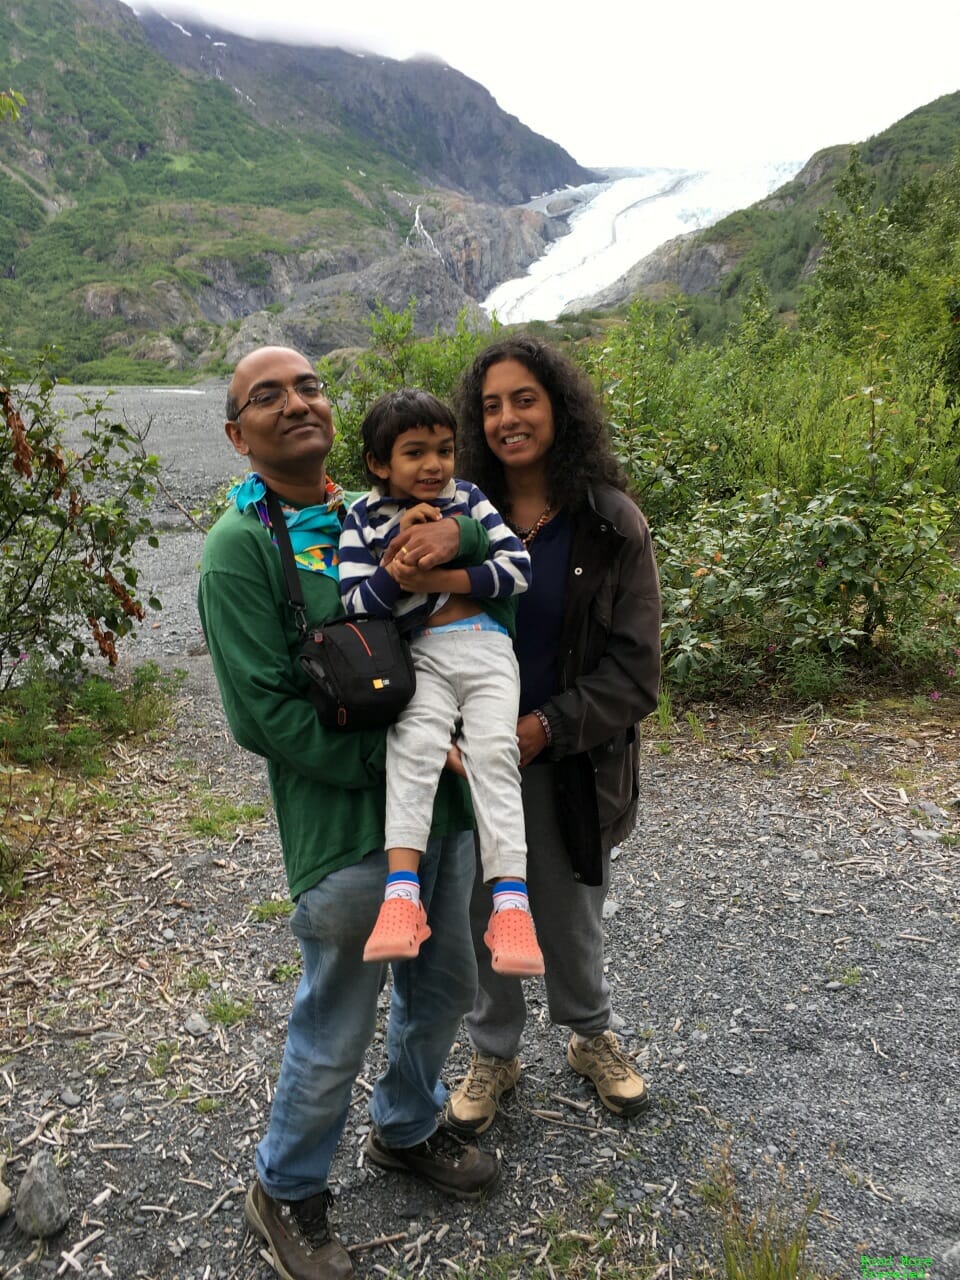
[384,627,527,883]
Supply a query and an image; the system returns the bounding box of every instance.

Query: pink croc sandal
[363,899,432,962]
[484,907,545,977]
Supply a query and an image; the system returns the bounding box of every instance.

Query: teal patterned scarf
[229,472,345,580]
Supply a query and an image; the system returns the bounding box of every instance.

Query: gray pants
[385,628,527,883]
[465,762,612,1059]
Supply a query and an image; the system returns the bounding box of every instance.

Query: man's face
[225,347,334,485]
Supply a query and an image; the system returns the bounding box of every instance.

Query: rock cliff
[0,0,588,374]
[136,9,596,205]
[76,191,562,368]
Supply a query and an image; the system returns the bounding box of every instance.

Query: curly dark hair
[454,334,626,515]
[359,388,457,485]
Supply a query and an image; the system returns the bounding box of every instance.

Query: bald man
[198,347,499,1280]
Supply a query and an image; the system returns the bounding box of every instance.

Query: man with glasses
[198,347,499,1280]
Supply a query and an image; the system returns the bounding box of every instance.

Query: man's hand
[444,741,468,779]
[383,515,460,571]
[398,502,442,532]
[516,713,548,767]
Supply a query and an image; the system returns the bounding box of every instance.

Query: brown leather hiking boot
[566,1030,650,1118]
[244,1180,353,1279]
[445,1052,522,1135]
[364,1126,500,1200]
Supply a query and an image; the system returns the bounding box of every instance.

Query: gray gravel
[2,387,958,1279]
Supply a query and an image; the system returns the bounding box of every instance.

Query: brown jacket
[540,485,661,883]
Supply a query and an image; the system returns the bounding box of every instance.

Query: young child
[339,388,544,977]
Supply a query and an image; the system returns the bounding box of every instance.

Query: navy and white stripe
[339,478,531,625]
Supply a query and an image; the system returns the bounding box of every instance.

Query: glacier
[483,160,803,325]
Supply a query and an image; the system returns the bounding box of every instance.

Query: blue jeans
[255,831,477,1201]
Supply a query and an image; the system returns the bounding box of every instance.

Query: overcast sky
[137,0,960,170]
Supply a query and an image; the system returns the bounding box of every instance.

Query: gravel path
[1,388,958,1279]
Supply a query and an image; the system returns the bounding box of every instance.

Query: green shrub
[0,659,181,772]
[0,348,161,688]
[321,301,496,490]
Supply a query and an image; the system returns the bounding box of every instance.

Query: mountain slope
[568,92,960,317]
[0,0,588,377]
[136,8,595,205]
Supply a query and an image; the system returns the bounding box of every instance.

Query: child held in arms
[339,388,544,976]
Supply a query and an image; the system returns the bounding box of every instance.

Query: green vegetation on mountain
[0,0,592,378]
[0,0,414,202]
[0,0,431,373]
[677,93,960,332]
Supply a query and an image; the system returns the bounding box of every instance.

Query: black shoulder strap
[264,487,308,635]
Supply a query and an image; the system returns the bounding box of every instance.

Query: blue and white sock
[385,870,420,904]
[492,879,531,914]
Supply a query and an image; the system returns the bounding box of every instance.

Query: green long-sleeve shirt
[197,499,481,899]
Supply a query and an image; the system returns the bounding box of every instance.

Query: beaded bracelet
[532,708,553,745]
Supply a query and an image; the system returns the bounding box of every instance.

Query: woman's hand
[516,713,548,767]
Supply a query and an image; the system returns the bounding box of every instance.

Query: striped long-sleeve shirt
[339,478,531,635]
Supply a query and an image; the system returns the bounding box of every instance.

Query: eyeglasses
[234,378,327,418]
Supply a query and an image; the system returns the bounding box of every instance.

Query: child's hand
[389,561,444,594]
[398,503,442,532]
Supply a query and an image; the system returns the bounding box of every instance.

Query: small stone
[0,1155,11,1219]
[602,899,619,919]
[824,981,843,991]
[15,1150,71,1238]
[162,928,176,942]
[106,1093,127,1112]
[911,828,942,843]
[184,1012,211,1036]
[60,1088,82,1108]
[915,800,947,821]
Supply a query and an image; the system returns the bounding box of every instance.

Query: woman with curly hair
[445,334,662,1133]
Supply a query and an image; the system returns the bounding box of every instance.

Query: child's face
[368,424,455,500]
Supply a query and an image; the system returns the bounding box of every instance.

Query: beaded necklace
[511,502,553,548]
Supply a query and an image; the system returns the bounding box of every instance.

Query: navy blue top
[515,509,573,718]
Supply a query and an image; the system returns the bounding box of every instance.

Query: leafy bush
[306,284,960,702]
[321,301,496,490]
[655,480,960,693]
[0,658,182,772]
[0,348,161,688]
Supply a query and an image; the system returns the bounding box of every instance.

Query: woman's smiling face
[480,358,556,475]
